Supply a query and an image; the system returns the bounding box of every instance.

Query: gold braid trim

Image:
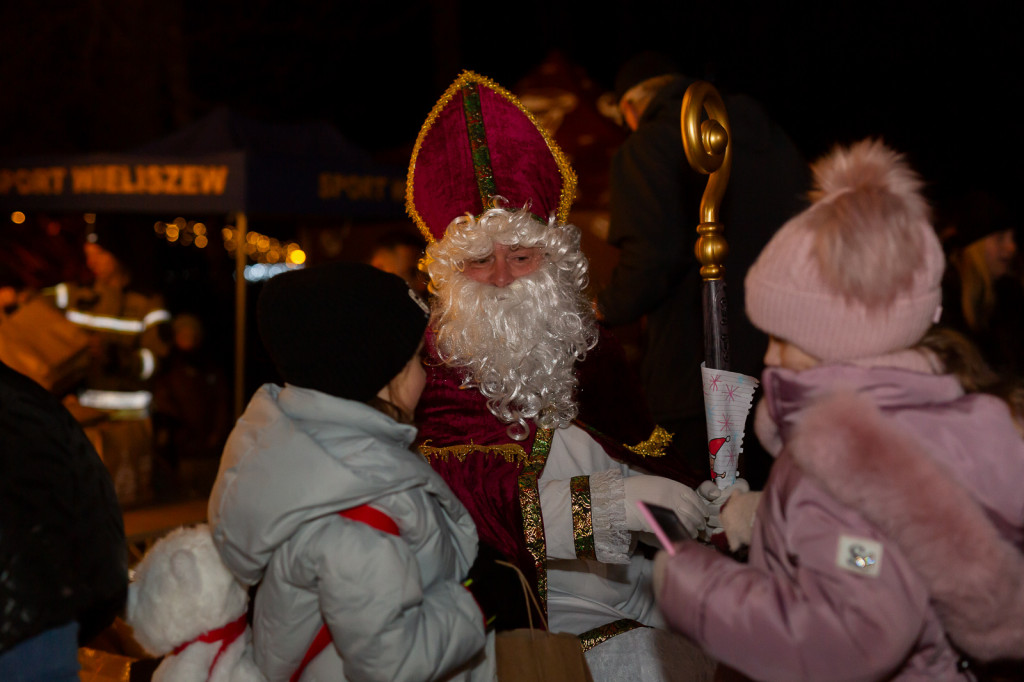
[623,425,673,458]
[418,440,528,463]
[578,619,649,652]
[518,428,553,615]
[570,475,596,560]
[405,70,578,244]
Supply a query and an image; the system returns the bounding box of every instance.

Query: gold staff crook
[681,81,732,282]
[682,80,732,370]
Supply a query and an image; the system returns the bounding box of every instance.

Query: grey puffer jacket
[209,384,489,682]
[658,363,1024,681]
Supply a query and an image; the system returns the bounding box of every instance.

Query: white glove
[698,478,750,533]
[624,475,707,538]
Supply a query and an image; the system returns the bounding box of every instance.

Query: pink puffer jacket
[658,363,1024,681]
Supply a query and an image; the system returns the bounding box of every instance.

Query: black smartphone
[635,501,689,554]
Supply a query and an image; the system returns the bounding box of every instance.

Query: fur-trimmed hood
[779,369,1024,662]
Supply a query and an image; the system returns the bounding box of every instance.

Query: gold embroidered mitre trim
[406,70,577,244]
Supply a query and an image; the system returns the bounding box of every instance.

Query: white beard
[432,263,598,440]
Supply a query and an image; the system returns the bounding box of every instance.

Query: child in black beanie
[207,262,497,681]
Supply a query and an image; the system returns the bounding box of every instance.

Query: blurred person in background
[938,188,1024,379]
[44,221,172,507]
[152,312,231,499]
[594,52,809,489]
[368,229,429,295]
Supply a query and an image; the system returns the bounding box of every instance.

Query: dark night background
[1,1,1020,195]
[1,1,1021,394]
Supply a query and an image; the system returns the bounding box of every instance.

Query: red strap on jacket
[171,613,247,679]
[337,505,400,535]
[289,505,400,682]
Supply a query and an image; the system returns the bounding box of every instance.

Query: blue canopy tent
[0,107,407,413]
[0,107,406,217]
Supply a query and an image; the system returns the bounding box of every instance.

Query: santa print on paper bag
[708,435,731,481]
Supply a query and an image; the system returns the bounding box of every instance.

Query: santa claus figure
[407,71,713,678]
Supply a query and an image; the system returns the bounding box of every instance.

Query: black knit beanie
[257,262,429,401]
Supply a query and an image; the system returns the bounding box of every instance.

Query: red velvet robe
[414,326,701,611]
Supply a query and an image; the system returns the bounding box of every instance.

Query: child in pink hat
[654,140,1024,680]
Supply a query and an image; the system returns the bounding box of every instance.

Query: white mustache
[431,263,597,436]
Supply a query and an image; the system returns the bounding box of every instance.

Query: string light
[153,218,305,265]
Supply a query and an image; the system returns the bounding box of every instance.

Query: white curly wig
[426,200,597,439]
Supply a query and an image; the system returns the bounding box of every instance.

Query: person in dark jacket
[595,53,809,488]
[0,360,128,682]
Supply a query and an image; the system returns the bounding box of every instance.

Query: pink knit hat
[745,139,945,362]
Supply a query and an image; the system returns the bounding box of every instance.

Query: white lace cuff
[590,469,631,564]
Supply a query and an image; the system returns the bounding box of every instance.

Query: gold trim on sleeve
[570,475,596,560]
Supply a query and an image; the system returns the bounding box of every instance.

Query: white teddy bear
[127,524,266,682]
